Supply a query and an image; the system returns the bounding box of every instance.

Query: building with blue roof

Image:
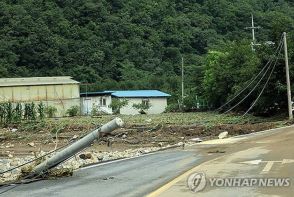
[109,90,170,115]
[80,90,170,115]
[110,90,171,98]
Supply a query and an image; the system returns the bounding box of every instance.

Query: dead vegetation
[0,112,285,158]
[0,112,288,183]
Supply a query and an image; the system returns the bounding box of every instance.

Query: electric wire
[223,39,284,114]
[216,36,284,112]
[0,141,70,175]
[242,45,283,116]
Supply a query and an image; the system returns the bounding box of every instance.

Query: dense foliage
[1,0,294,115]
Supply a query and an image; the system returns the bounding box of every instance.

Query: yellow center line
[146,153,233,197]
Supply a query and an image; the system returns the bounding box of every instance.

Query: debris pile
[0,143,189,183]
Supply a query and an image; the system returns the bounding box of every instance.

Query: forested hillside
[1,0,294,114]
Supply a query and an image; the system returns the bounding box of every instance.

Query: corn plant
[24,103,30,120]
[0,103,5,124]
[5,102,13,123]
[29,102,36,121]
[38,102,45,120]
[13,103,22,123]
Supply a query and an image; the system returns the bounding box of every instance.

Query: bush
[45,106,57,118]
[66,105,80,117]
[165,103,180,112]
[110,98,128,114]
[133,102,151,114]
[91,104,107,116]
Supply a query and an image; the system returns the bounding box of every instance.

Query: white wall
[81,95,112,115]
[119,97,167,115]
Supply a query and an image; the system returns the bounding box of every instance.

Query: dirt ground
[0,113,282,158]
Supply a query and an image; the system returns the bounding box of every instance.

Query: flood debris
[0,142,187,184]
[27,142,36,147]
[189,138,203,142]
[79,153,93,160]
[208,150,226,154]
[218,131,229,139]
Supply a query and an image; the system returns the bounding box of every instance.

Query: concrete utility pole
[30,118,124,177]
[283,32,293,120]
[246,14,261,51]
[181,56,184,104]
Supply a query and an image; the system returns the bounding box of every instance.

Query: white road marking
[240,159,294,174]
[260,161,275,174]
[240,159,262,165]
[282,159,294,164]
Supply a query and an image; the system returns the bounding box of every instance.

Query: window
[100,98,107,106]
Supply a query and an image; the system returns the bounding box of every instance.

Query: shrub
[45,106,57,118]
[110,98,128,114]
[165,103,180,112]
[66,105,80,117]
[133,102,151,114]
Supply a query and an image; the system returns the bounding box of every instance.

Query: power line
[216,36,284,112]
[216,59,272,112]
[223,39,284,114]
[0,142,71,175]
[242,45,282,116]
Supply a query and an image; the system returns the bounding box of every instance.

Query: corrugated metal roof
[80,91,113,97]
[0,76,79,87]
[109,90,171,98]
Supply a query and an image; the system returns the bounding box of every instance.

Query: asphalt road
[1,125,294,197]
[0,148,201,197]
[150,126,294,197]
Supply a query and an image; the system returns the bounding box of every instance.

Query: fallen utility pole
[29,118,124,177]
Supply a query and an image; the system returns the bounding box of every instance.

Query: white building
[110,90,171,115]
[80,91,112,115]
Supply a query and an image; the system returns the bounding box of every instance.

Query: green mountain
[1,0,294,114]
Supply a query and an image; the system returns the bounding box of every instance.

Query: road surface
[0,149,202,197]
[1,125,294,197]
[149,126,294,197]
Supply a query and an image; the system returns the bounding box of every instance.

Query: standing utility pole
[283,32,293,120]
[181,56,184,104]
[246,14,261,51]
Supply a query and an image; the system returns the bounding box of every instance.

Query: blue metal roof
[109,90,171,98]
